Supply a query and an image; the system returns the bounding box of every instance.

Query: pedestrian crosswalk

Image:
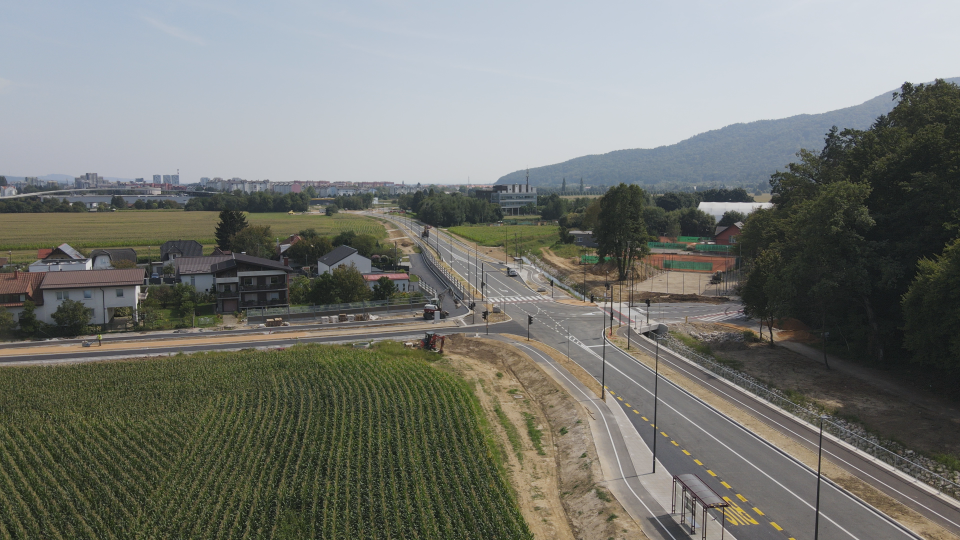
[483,295,553,304]
[691,310,748,323]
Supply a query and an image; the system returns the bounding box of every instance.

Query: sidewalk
[498,335,734,540]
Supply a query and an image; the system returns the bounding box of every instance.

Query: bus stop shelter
[672,474,730,539]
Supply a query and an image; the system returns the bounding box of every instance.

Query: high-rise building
[135,178,144,183]
[200,177,210,185]
[170,174,179,185]
[153,175,161,183]
[162,175,171,183]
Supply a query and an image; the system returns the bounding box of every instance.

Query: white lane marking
[511,341,680,540]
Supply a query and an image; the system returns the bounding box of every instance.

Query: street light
[602,281,611,402]
[653,331,661,473]
[815,414,827,540]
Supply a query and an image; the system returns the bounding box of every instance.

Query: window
[190,276,195,286]
[269,276,279,284]
[56,291,70,301]
[116,289,124,297]
[243,277,253,286]
[84,290,92,299]
[730,235,737,244]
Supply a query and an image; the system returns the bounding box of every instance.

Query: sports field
[0,343,530,539]
[0,211,386,251]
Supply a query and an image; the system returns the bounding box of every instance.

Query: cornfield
[0,343,531,539]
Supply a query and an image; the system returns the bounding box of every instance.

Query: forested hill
[496,77,960,190]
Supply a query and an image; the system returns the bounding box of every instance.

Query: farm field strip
[448,224,560,257]
[0,344,531,539]
[0,212,386,251]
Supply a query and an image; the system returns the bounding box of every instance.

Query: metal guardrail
[658,334,960,500]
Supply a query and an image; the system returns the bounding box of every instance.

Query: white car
[507,268,519,277]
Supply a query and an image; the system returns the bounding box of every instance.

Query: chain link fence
[658,333,960,500]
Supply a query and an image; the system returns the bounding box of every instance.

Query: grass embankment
[448,224,562,258]
[0,342,531,539]
[0,212,386,256]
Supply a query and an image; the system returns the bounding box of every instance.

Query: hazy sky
[2,1,957,184]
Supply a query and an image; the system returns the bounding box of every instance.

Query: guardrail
[657,333,960,501]
[246,297,428,322]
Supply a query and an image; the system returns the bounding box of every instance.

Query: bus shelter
[672,474,729,540]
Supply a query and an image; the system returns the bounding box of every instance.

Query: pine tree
[215,210,248,251]
[579,178,584,193]
[561,178,566,193]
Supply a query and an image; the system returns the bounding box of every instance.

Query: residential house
[173,255,232,293]
[317,245,371,275]
[0,271,45,325]
[29,243,92,272]
[569,230,598,248]
[90,248,138,270]
[1,186,16,197]
[697,202,773,223]
[363,273,417,294]
[714,222,744,245]
[211,254,293,313]
[160,240,204,262]
[36,268,144,326]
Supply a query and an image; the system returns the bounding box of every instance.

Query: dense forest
[184,191,311,212]
[739,80,960,382]
[497,78,960,191]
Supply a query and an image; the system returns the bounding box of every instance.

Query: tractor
[407,331,445,352]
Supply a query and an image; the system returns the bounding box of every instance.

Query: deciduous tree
[594,183,651,281]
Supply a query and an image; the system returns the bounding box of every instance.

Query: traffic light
[482,310,488,320]
[528,315,533,325]
[549,279,553,287]
[645,298,651,307]
[469,302,476,310]
[590,295,595,303]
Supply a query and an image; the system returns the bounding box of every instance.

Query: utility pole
[815,415,826,540]
[653,333,660,473]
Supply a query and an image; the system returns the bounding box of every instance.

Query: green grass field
[0,343,530,539]
[449,224,561,257]
[0,211,386,252]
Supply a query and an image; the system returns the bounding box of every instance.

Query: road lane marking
[633,410,639,414]
[753,507,764,516]
[671,440,679,446]
[721,497,760,526]
[720,481,731,488]
[707,470,717,476]
[683,450,691,456]
[736,494,747,502]
[693,459,703,466]
[771,522,783,531]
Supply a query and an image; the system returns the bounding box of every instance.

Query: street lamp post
[602,281,611,402]
[815,415,826,540]
[653,332,661,473]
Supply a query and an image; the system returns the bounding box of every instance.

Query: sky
[1,1,958,185]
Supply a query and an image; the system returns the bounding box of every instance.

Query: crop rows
[0,212,386,251]
[0,345,530,539]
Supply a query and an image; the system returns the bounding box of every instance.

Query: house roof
[714,222,744,237]
[39,243,85,261]
[568,230,592,235]
[160,240,204,259]
[211,253,293,273]
[0,258,7,267]
[362,273,410,281]
[318,245,359,267]
[89,248,138,263]
[175,256,232,275]
[39,269,145,289]
[0,271,45,298]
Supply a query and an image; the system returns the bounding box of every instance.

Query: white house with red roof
[362,273,417,293]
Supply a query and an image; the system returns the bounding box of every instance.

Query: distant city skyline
[2,1,958,184]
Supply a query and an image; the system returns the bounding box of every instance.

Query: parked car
[507,268,519,277]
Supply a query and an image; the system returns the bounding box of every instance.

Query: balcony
[240,298,288,308]
[239,282,287,292]
[217,290,239,298]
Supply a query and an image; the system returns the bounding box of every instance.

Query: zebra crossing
[482,295,554,304]
[690,309,748,323]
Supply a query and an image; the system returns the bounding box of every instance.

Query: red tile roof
[0,271,45,306]
[39,269,145,289]
[37,249,53,259]
[362,273,410,281]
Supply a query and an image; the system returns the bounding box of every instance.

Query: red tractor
[420,331,445,353]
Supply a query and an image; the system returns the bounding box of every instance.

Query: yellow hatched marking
[721,497,759,526]
[682,450,691,456]
[693,459,703,466]
[771,522,783,531]
[720,481,731,489]
[753,507,764,516]
[707,470,717,476]
[625,403,631,407]
[617,396,623,401]
[671,440,679,446]
[633,410,639,414]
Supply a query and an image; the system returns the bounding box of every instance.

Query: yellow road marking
[617,396,623,401]
[625,403,630,407]
[683,450,691,456]
[661,431,669,437]
[721,497,759,526]
[671,440,679,446]
[771,522,783,531]
[736,494,747,503]
[707,470,717,476]
[642,416,649,421]
[720,481,731,489]
[753,507,764,516]
[604,386,608,389]
[693,459,703,466]
[633,409,639,414]
[650,423,656,427]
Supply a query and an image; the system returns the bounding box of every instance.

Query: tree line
[185,191,311,212]
[397,189,503,227]
[739,80,960,378]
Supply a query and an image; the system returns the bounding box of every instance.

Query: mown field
[448,224,561,258]
[0,211,386,251]
[0,343,530,539]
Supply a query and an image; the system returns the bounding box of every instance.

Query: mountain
[496,77,960,189]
